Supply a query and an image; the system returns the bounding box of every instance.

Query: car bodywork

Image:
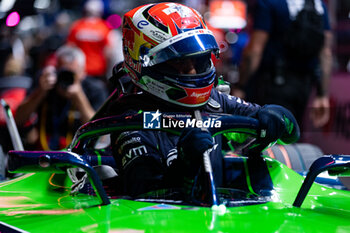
[0,112,349,233]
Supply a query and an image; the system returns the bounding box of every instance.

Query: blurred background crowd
[0,0,349,171]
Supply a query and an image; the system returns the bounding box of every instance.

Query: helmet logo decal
[178,83,214,105]
[125,53,141,73]
[149,29,168,42]
[123,22,136,51]
[190,90,211,98]
[162,3,201,31]
[163,3,188,16]
[139,3,206,37]
[137,20,149,29]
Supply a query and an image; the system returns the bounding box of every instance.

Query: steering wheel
[69,112,272,157]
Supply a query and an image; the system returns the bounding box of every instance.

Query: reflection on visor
[143,31,219,67]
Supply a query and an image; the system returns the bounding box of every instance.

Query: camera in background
[56,69,75,89]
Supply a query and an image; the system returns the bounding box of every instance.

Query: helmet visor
[142,29,219,67]
[146,53,215,88]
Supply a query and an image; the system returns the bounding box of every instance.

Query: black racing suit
[109,88,261,196]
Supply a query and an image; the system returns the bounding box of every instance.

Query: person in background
[0,55,32,179]
[67,0,115,82]
[0,55,32,150]
[28,11,72,75]
[233,0,332,129]
[15,45,108,150]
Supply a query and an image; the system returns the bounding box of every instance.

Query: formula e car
[0,106,349,233]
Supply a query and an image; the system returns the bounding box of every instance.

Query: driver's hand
[257,105,300,145]
[177,128,214,169]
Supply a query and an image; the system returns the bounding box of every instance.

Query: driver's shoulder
[208,88,261,115]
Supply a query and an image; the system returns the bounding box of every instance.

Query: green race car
[0,112,350,233]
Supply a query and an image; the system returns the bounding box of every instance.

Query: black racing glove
[257,105,300,145]
[162,128,215,192]
[177,128,214,173]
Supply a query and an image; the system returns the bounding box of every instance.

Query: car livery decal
[137,204,181,211]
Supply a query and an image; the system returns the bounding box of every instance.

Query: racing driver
[106,2,300,197]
